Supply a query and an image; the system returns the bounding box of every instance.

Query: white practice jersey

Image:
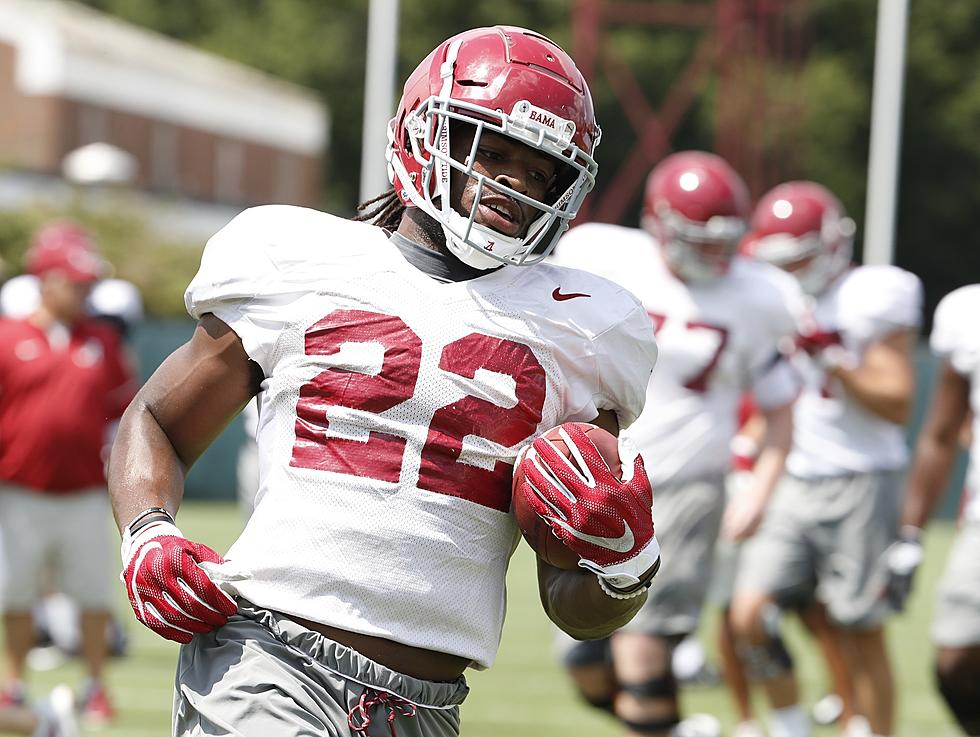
[788,265,923,478]
[184,206,657,669]
[930,284,980,522]
[550,223,803,486]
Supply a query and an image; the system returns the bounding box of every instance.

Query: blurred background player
[549,151,805,737]
[0,270,142,669]
[0,222,136,724]
[0,684,78,737]
[108,26,661,737]
[899,283,980,736]
[734,182,923,737]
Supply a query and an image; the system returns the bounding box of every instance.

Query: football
[511,422,622,570]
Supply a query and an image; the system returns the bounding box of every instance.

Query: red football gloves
[520,424,660,598]
[795,327,857,370]
[121,520,238,644]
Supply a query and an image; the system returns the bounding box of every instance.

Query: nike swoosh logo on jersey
[552,287,591,301]
[549,517,635,553]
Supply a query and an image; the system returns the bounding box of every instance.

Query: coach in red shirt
[0,222,135,724]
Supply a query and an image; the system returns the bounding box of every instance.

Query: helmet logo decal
[511,100,576,149]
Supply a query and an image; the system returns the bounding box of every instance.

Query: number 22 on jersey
[290,309,546,512]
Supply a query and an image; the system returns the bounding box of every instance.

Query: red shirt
[0,317,136,493]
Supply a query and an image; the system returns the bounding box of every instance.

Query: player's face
[39,272,93,323]
[779,251,818,274]
[448,129,559,239]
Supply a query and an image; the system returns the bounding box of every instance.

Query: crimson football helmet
[386,26,601,269]
[642,151,750,282]
[741,181,855,296]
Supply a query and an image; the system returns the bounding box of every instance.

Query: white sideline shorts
[0,484,114,611]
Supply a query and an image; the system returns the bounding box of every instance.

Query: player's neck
[395,208,449,256]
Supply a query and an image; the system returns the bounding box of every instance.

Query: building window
[151,122,178,191]
[275,153,301,204]
[78,106,108,145]
[215,139,243,202]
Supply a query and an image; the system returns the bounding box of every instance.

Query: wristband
[126,507,175,536]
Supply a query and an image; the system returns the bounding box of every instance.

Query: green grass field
[21,502,964,736]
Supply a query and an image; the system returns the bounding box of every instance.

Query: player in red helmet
[108,27,659,736]
[643,150,752,283]
[733,181,922,737]
[740,181,856,297]
[550,152,805,737]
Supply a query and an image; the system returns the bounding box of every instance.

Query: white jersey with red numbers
[549,223,804,486]
[930,284,980,522]
[788,265,923,478]
[184,205,657,669]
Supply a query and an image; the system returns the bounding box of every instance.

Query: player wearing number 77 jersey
[108,26,659,737]
[548,151,806,737]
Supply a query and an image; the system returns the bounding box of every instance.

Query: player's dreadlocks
[354,189,405,231]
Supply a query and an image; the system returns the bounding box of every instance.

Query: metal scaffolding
[572,0,810,224]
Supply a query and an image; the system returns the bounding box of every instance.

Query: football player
[549,151,805,737]
[899,284,980,736]
[107,26,661,737]
[734,181,922,737]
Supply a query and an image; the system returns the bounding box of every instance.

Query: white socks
[769,704,811,737]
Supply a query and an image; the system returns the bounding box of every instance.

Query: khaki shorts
[621,477,725,637]
[734,470,902,629]
[932,521,980,648]
[0,485,114,611]
[175,601,469,737]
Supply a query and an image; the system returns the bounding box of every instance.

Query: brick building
[0,0,328,239]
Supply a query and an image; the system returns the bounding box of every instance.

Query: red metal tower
[572,0,810,224]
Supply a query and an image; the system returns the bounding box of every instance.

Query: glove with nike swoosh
[121,516,238,644]
[521,424,660,599]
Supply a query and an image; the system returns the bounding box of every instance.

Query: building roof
[0,0,328,155]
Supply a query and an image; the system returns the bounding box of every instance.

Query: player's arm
[108,313,262,529]
[107,313,261,643]
[901,360,971,530]
[827,328,916,424]
[723,399,793,541]
[534,410,659,639]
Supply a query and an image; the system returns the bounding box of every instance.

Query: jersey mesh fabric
[185,206,656,667]
[787,265,923,477]
[931,285,980,522]
[549,223,803,486]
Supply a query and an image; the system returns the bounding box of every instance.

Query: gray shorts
[932,521,980,648]
[734,470,902,629]
[621,477,725,637]
[175,601,469,737]
[0,485,114,610]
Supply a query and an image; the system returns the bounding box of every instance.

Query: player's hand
[795,327,857,371]
[884,527,924,612]
[520,424,660,598]
[121,520,238,643]
[721,472,766,542]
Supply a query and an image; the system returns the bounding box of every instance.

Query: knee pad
[562,637,610,668]
[583,695,615,714]
[738,634,793,681]
[620,672,678,700]
[621,716,680,735]
[936,663,980,734]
